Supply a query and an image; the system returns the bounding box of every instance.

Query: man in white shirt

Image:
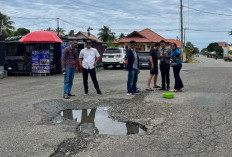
[79,39,102,95]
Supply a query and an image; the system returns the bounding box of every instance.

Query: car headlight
[8,67,12,70]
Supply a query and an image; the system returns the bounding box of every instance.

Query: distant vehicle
[228,49,232,62]
[138,51,150,69]
[195,54,199,57]
[102,48,126,69]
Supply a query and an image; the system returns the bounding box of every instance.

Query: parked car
[102,48,126,69]
[138,51,150,69]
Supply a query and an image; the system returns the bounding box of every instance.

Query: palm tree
[98,26,115,42]
[118,33,125,39]
[0,12,15,35]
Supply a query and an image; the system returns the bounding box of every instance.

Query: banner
[31,50,50,74]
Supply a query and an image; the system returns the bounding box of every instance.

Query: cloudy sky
[1,0,232,49]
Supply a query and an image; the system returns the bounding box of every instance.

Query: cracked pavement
[1,56,232,157]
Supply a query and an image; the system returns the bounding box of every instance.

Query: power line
[24,19,54,28]
[183,5,232,17]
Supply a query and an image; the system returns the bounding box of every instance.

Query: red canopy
[19,30,63,43]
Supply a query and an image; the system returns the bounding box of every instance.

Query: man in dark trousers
[79,39,102,95]
[158,40,171,91]
[124,40,140,96]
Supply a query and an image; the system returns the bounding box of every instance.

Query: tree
[207,42,223,56]
[185,41,194,48]
[98,26,115,42]
[0,12,15,36]
[118,33,125,39]
[55,27,65,34]
[68,30,75,36]
[14,28,30,36]
[46,27,54,31]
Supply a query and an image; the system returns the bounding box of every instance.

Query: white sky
[1,0,232,50]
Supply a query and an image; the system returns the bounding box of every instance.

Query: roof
[75,31,103,43]
[218,42,228,47]
[114,28,165,44]
[166,39,182,49]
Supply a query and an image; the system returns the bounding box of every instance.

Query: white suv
[102,48,126,69]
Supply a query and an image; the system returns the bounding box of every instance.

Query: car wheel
[103,65,108,69]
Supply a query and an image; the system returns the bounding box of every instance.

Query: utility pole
[56,18,59,36]
[180,0,186,61]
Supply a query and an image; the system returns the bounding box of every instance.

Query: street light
[87,27,93,37]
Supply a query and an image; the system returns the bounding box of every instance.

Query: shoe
[159,87,166,90]
[127,93,135,96]
[84,92,88,95]
[166,87,170,91]
[63,95,69,99]
[68,93,75,96]
[153,85,161,88]
[134,91,141,95]
[97,92,102,96]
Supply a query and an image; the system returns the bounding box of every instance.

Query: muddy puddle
[60,107,146,135]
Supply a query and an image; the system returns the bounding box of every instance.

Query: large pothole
[58,107,147,135]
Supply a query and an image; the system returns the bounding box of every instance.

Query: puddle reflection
[61,107,146,135]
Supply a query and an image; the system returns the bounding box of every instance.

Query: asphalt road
[1,55,232,157]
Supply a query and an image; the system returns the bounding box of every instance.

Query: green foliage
[201,48,208,55]
[68,30,75,36]
[106,40,118,48]
[206,42,223,56]
[14,28,30,36]
[55,27,65,34]
[118,33,125,39]
[0,12,15,36]
[98,25,116,42]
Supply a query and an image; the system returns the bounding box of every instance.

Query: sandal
[169,89,182,92]
[146,88,154,91]
[63,95,69,99]
[68,93,75,96]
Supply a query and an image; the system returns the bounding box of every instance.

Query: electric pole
[180,0,186,61]
[56,18,60,36]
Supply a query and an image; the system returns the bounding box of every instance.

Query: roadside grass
[188,57,200,63]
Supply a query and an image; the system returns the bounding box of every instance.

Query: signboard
[31,50,50,74]
[61,42,71,61]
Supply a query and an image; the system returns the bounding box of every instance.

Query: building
[114,28,181,51]
[74,31,107,59]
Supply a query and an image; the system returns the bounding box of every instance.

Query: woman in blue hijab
[170,43,184,92]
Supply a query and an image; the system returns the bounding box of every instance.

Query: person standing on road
[169,43,184,92]
[79,39,102,95]
[62,40,79,99]
[146,43,161,91]
[158,40,171,91]
[124,40,140,96]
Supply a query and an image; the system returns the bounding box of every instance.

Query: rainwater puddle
[60,107,147,135]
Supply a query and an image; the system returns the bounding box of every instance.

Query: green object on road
[163,92,175,99]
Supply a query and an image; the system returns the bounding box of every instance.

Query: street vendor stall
[19,30,63,75]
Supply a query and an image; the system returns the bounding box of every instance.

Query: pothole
[59,107,147,135]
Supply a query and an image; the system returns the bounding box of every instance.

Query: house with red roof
[114,28,181,51]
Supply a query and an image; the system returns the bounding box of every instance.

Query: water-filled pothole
[60,107,147,135]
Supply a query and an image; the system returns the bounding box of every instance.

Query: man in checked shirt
[62,40,79,99]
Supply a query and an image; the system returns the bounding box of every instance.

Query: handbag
[170,62,177,67]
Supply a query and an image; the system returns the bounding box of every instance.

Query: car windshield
[229,51,232,55]
[104,49,121,53]
[138,53,150,62]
